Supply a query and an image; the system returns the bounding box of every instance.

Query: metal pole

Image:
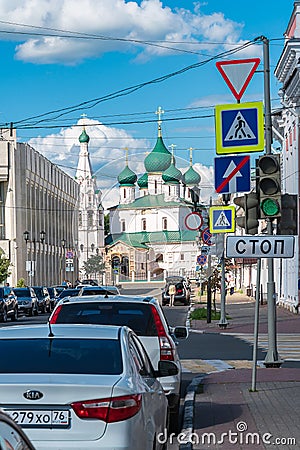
[262,36,282,367]
[207,197,213,322]
[219,246,228,328]
[251,258,261,391]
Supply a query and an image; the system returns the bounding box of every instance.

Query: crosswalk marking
[224,333,300,361]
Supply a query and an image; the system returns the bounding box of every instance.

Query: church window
[168,186,171,195]
[180,253,184,261]
[78,212,82,227]
[188,188,191,198]
[154,180,157,194]
[142,218,146,231]
[123,189,126,199]
[121,220,126,232]
[87,210,93,227]
[162,217,167,230]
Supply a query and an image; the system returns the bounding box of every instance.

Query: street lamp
[23,230,46,286]
[61,239,66,283]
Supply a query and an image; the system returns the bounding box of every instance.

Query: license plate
[5,409,69,428]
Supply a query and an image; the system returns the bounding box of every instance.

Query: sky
[0,0,295,206]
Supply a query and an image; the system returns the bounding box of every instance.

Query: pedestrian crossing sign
[209,206,236,233]
[215,102,265,154]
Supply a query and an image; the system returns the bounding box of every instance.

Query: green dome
[137,172,148,189]
[162,160,182,184]
[118,165,137,186]
[183,166,201,186]
[79,128,90,143]
[144,137,172,173]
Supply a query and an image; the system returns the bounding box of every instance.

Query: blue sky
[0,0,295,204]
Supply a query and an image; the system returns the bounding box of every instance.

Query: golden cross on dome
[169,144,176,162]
[155,106,164,137]
[189,147,194,166]
[124,147,129,164]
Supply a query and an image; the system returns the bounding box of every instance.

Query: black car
[162,276,191,306]
[55,288,80,306]
[14,287,39,316]
[31,286,51,313]
[0,286,18,322]
[47,287,59,311]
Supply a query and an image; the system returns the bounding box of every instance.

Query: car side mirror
[173,326,188,339]
[156,360,179,377]
[0,411,36,449]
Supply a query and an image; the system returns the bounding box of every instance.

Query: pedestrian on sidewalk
[169,283,176,307]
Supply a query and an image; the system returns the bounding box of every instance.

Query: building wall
[0,128,79,286]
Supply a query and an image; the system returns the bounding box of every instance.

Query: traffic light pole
[262,36,282,367]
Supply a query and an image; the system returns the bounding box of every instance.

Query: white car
[0,324,176,450]
[49,295,188,432]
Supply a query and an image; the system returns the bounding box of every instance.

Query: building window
[180,253,184,261]
[121,220,126,232]
[168,185,171,195]
[78,212,82,227]
[142,218,146,231]
[123,189,126,199]
[162,217,167,230]
[87,210,93,228]
[154,180,157,194]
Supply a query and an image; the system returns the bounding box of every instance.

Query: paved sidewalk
[175,293,300,450]
[189,368,300,450]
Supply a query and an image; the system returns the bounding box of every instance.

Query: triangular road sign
[216,58,260,101]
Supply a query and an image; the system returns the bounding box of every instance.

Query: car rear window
[80,288,118,296]
[55,302,158,336]
[0,339,122,374]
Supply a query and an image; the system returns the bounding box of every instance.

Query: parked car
[31,286,51,313]
[78,285,120,296]
[14,287,39,316]
[55,288,80,306]
[0,324,174,450]
[0,286,18,322]
[0,410,36,450]
[49,294,188,432]
[162,276,191,306]
[47,286,59,311]
[81,279,98,286]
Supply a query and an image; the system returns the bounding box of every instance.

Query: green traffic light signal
[257,154,281,219]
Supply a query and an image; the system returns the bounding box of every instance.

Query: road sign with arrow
[214,155,250,194]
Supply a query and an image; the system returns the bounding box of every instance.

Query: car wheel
[0,308,8,323]
[28,307,33,317]
[33,306,39,316]
[10,307,18,321]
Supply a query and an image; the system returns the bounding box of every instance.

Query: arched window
[87,210,93,227]
[142,218,146,231]
[154,180,157,194]
[162,217,167,230]
[123,189,126,199]
[121,220,126,232]
[168,185,171,195]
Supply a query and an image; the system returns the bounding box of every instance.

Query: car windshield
[54,302,157,336]
[0,338,122,374]
[33,287,44,298]
[14,289,31,297]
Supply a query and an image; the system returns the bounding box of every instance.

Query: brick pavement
[177,292,300,450]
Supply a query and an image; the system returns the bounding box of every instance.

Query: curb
[179,374,206,450]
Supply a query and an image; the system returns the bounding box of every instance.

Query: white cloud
[0,0,255,64]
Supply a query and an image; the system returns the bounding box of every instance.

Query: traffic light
[233,192,259,235]
[277,194,298,235]
[257,154,281,219]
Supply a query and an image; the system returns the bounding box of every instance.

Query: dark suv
[162,276,191,306]
[32,287,51,313]
[0,287,18,322]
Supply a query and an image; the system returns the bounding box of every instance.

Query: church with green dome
[104,107,203,282]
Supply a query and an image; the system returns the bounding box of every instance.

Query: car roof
[0,324,123,340]
[59,294,157,305]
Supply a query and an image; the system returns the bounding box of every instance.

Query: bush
[190,307,230,321]
[16,278,26,287]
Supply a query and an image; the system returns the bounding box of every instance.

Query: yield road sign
[201,227,213,245]
[226,236,295,258]
[216,58,260,101]
[184,211,203,230]
[215,102,264,154]
[214,155,250,194]
[210,206,235,233]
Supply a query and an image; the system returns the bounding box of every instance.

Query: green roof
[117,165,137,186]
[144,137,172,173]
[79,128,90,143]
[105,230,198,248]
[162,160,182,184]
[116,194,192,209]
[182,166,201,186]
[137,172,148,189]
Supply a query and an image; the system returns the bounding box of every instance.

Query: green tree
[16,278,26,287]
[82,254,105,280]
[0,249,11,283]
